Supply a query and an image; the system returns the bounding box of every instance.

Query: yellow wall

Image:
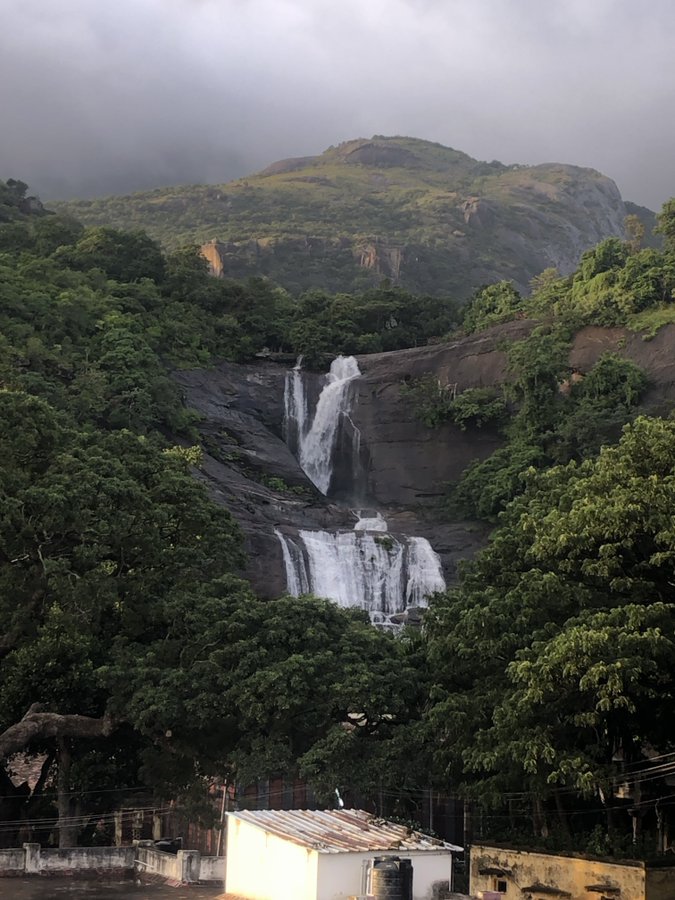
[470,843,651,900]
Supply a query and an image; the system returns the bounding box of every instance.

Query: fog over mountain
[2,0,674,207]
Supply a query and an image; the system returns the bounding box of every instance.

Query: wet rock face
[353,320,532,506]
[174,321,675,597]
[170,328,527,596]
[173,361,352,597]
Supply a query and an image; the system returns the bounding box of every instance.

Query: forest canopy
[1,181,675,857]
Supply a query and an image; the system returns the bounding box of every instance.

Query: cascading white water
[300,528,406,615]
[406,537,447,605]
[275,517,446,624]
[286,355,361,495]
[354,511,388,532]
[279,357,446,624]
[274,528,310,596]
[283,356,306,450]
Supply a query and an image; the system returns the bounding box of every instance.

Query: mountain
[54,136,652,298]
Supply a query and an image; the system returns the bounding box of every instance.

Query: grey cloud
[0,0,673,207]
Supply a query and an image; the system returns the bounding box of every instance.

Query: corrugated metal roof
[227,808,463,854]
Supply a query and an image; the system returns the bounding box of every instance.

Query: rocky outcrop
[259,155,320,176]
[342,141,422,168]
[172,353,495,596]
[569,324,675,409]
[202,235,404,285]
[357,242,404,280]
[462,196,497,227]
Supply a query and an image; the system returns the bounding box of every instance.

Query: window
[495,878,508,893]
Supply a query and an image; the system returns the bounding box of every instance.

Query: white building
[224,808,462,900]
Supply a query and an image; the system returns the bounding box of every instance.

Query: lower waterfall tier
[275,526,446,625]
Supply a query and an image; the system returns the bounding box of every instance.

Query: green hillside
[55,136,650,298]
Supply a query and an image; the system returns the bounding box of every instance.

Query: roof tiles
[228,808,463,854]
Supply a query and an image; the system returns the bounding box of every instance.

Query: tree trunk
[57,739,78,849]
[532,796,549,839]
[463,799,473,848]
[554,790,570,838]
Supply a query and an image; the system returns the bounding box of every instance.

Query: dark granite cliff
[175,322,675,598]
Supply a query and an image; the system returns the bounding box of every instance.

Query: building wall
[646,867,675,900]
[199,854,226,882]
[317,849,453,900]
[470,844,648,900]
[225,816,318,900]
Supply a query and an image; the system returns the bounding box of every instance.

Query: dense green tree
[57,226,166,283]
[655,198,675,250]
[624,213,645,253]
[427,417,675,836]
[462,281,523,333]
[109,590,413,796]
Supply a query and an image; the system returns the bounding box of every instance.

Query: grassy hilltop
[56,136,654,298]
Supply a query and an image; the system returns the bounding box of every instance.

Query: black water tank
[370,856,413,900]
[154,837,182,854]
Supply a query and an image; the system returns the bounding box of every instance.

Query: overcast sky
[2,0,673,208]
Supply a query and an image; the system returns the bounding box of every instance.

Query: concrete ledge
[41,847,136,873]
[0,842,224,883]
[0,847,27,876]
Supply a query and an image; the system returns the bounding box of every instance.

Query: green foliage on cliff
[462,280,524,333]
[446,210,675,518]
[285,286,460,366]
[448,343,648,519]
[460,232,675,334]
[402,377,508,431]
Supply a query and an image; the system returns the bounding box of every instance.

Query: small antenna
[335,788,345,809]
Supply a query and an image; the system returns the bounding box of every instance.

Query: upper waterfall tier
[354,511,388,531]
[283,355,361,495]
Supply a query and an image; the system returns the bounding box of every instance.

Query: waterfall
[299,529,406,616]
[406,537,447,605]
[274,529,310,596]
[275,519,445,624]
[285,355,361,495]
[283,356,306,452]
[279,356,446,625]
[354,511,388,532]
